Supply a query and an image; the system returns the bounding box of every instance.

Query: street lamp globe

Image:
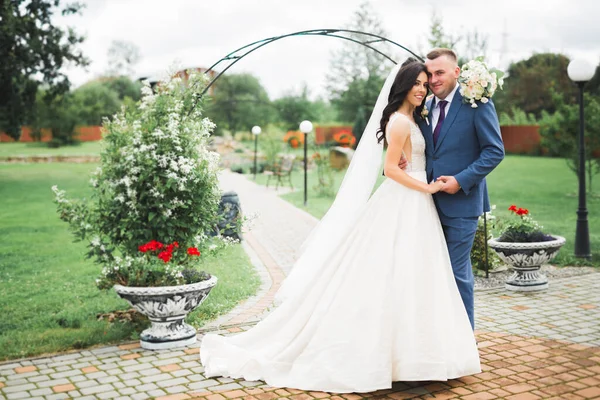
[299,120,313,134]
[252,125,262,135]
[567,59,595,83]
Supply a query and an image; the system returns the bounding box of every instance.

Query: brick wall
[500,125,541,154]
[0,126,103,142]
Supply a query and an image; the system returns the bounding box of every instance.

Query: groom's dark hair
[427,48,458,63]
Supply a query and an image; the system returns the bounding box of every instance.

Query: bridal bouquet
[458,57,504,108]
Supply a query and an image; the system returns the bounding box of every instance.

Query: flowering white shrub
[53,69,231,288]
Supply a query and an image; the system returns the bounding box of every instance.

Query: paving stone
[75,380,99,389]
[97,390,121,399]
[97,375,120,384]
[139,372,173,384]
[2,383,36,393]
[148,389,167,397]
[137,383,159,391]
[7,372,38,380]
[119,387,137,395]
[207,382,244,391]
[123,378,143,387]
[85,371,109,380]
[164,385,189,394]
[29,387,53,396]
[188,379,219,390]
[50,369,83,379]
[155,377,190,388]
[46,394,70,400]
[80,384,116,395]
[0,364,22,371]
[5,393,31,400]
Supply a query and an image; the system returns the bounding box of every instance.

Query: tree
[426,11,461,51]
[273,86,319,131]
[539,91,600,192]
[331,74,386,123]
[0,0,88,140]
[584,64,600,97]
[352,105,368,144]
[204,73,273,135]
[31,91,79,146]
[499,53,576,117]
[461,30,489,66]
[70,81,122,125]
[422,11,489,67]
[326,2,393,123]
[106,40,141,77]
[101,76,143,102]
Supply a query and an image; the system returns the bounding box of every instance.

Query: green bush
[471,209,502,274]
[52,70,229,289]
[499,105,538,126]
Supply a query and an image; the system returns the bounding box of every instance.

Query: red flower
[165,243,176,253]
[139,240,164,252]
[158,250,172,263]
[516,208,529,216]
[508,205,518,212]
[187,247,200,256]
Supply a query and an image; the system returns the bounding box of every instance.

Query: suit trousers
[436,207,479,330]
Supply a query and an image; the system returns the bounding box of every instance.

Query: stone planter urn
[488,236,566,292]
[114,275,217,349]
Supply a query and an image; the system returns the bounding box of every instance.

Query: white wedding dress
[201,113,481,393]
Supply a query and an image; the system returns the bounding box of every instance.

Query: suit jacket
[418,89,505,218]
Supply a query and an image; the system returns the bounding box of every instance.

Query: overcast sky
[57,0,600,100]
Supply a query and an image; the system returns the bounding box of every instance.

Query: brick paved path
[1,171,599,400]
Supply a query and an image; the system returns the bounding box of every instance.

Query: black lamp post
[567,59,595,259]
[299,120,313,206]
[251,125,261,180]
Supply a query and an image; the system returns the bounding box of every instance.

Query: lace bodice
[386,113,426,172]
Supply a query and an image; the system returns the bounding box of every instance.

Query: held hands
[436,176,461,194]
[428,179,445,194]
[398,155,408,170]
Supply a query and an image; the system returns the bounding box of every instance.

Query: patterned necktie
[433,100,448,147]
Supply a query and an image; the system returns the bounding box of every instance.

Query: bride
[200,59,481,393]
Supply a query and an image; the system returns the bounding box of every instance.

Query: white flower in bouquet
[458,57,505,108]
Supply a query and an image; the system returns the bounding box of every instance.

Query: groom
[419,48,504,330]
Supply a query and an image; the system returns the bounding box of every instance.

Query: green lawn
[250,155,600,266]
[0,163,260,361]
[0,141,103,158]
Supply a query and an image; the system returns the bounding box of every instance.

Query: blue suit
[418,88,504,329]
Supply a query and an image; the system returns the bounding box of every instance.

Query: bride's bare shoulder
[387,113,411,137]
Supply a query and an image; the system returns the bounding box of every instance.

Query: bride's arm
[384,119,443,194]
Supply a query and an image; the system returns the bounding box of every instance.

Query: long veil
[275,63,401,303]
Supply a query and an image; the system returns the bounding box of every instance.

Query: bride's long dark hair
[376,58,429,144]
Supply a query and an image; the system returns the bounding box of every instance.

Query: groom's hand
[398,154,408,170]
[437,175,461,194]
